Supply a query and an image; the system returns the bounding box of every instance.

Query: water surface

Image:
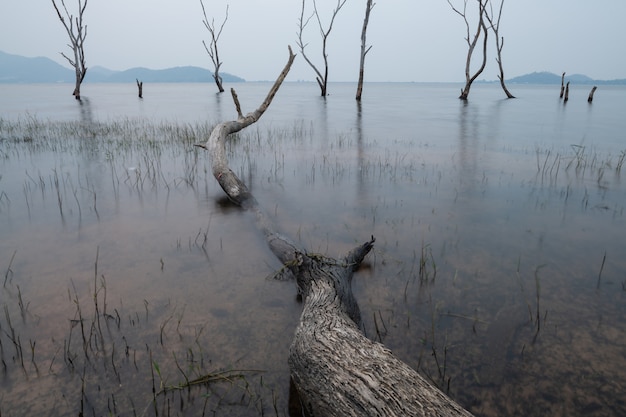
[1,82,625,416]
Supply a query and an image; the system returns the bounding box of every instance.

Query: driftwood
[560,72,566,98]
[288,243,474,417]
[588,86,598,102]
[201,46,474,417]
[564,81,570,102]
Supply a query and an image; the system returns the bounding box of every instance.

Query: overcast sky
[1,0,625,82]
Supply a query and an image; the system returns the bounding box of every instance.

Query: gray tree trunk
[52,0,88,100]
[587,86,598,102]
[288,241,474,417]
[356,0,374,101]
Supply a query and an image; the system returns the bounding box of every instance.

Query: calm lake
[1,81,625,416]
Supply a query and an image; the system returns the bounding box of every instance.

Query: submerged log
[288,238,474,417]
[560,72,566,98]
[588,86,598,102]
[564,81,570,102]
[202,45,474,417]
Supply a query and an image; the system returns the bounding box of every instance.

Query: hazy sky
[1,0,625,82]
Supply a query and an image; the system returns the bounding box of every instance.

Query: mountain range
[2,50,625,85]
[505,71,626,85]
[0,50,244,83]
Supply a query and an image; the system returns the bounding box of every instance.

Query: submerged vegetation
[1,110,626,416]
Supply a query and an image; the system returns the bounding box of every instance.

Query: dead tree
[297,0,347,96]
[587,86,598,102]
[564,81,570,102]
[51,0,88,100]
[484,0,514,98]
[136,79,143,99]
[560,72,566,98]
[200,46,475,417]
[447,0,488,100]
[200,0,228,93]
[356,0,375,101]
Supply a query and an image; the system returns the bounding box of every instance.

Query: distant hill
[0,50,244,83]
[0,50,74,83]
[507,71,626,85]
[89,66,244,83]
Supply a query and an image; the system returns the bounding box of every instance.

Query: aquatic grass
[1,116,428,202]
[3,249,17,287]
[0,247,283,416]
[0,190,10,210]
[2,104,626,416]
[616,150,626,173]
[596,251,607,290]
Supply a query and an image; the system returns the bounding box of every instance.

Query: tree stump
[136,79,143,98]
[587,86,598,102]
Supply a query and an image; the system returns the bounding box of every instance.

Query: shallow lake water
[1,81,626,416]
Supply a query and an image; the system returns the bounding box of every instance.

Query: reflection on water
[1,83,626,416]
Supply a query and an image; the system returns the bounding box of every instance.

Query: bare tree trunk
[52,0,88,100]
[297,0,347,96]
[484,0,514,98]
[200,0,228,93]
[560,72,566,98]
[288,244,475,417]
[136,79,143,98]
[587,86,598,102]
[564,81,570,102]
[448,0,488,101]
[201,46,474,417]
[356,0,374,101]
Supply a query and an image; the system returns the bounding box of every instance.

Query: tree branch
[297,0,345,96]
[203,46,296,207]
[356,0,375,100]
[200,0,228,92]
[52,0,88,98]
[297,0,325,85]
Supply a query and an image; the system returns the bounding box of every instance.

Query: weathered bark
[564,81,570,102]
[200,0,228,93]
[560,72,566,98]
[587,86,598,102]
[204,47,295,210]
[51,0,88,100]
[484,0,515,99]
[202,45,474,417]
[297,0,347,96]
[356,0,374,101]
[136,79,143,98]
[448,0,489,101]
[288,242,474,417]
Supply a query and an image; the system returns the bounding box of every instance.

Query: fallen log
[201,46,474,417]
[288,240,474,417]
